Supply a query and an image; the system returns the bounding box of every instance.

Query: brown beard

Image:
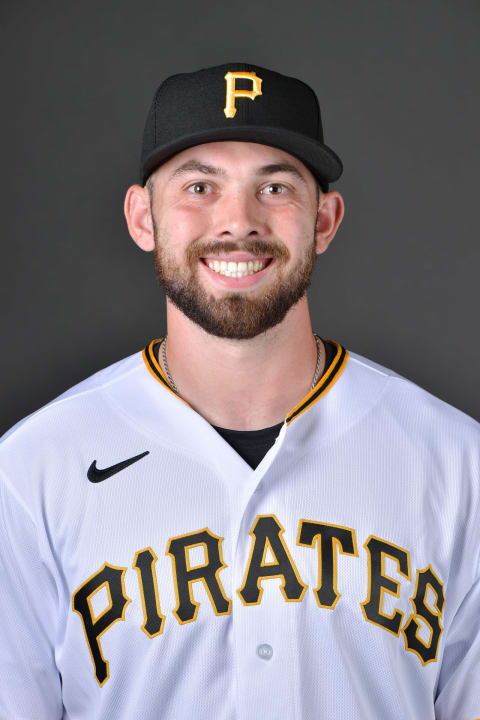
[152,214,317,340]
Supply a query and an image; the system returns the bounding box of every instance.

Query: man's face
[148,141,320,340]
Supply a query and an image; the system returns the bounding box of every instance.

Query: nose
[211,189,269,241]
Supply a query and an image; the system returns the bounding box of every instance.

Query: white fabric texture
[0,345,479,720]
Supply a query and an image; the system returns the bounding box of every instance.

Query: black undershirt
[213,340,337,468]
[153,339,337,470]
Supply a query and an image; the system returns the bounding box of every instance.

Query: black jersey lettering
[238,514,307,605]
[133,547,166,637]
[402,565,445,664]
[166,528,231,624]
[72,563,130,685]
[297,520,358,608]
[361,536,411,636]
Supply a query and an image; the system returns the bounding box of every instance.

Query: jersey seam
[348,354,401,379]
[0,467,37,526]
[291,372,396,463]
[0,466,62,650]
[0,361,144,448]
[475,508,480,579]
[101,384,224,475]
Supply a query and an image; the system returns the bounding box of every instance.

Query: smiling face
[144,141,326,340]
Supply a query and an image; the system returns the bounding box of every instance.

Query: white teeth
[205,259,268,277]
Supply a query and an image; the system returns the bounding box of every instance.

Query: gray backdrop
[1,0,479,435]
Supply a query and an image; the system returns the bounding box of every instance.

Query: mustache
[187,238,290,262]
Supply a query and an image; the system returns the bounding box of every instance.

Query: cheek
[272,208,314,248]
[161,207,210,246]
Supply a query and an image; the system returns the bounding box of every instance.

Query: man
[0,62,478,719]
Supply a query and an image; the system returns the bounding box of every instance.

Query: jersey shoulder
[0,349,145,448]
[347,348,480,440]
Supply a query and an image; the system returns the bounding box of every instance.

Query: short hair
[146,173,155,202]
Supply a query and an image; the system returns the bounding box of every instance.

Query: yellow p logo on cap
[224,71,263,119]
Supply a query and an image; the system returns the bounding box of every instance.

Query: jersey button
[257,643,273,660]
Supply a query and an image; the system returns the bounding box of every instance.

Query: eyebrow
[168,159,307,185]
[258,163,307,185]
[169,160,225,180]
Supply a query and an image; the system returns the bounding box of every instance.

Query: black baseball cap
[140,62,343,193]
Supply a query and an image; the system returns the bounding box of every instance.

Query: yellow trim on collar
[142,338,191,407]
[142,338,348,425]
[285,340,348,425]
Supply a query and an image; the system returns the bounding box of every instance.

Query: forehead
[155,141,315,184]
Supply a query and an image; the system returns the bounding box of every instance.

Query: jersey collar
[142,338,348,427]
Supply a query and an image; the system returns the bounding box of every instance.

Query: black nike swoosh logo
[87,451,150,483]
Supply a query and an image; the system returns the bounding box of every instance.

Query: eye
[187,182,211,195]
[260,183,289,196]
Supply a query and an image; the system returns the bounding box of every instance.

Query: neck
[159,296,325,431]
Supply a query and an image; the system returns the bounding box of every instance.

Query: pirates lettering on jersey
[297,520,358,608]
[133,547,166,637]
[72,563,130,686]
[72,516,446,686]
[238,514,307,605]
[402,565,446,664]
[361,535,411,636]
[166,528,231,623]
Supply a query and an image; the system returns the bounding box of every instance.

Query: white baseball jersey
[1,338,479,719]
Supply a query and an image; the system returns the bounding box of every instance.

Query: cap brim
[141,125,342,188]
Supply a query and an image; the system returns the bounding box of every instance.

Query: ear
[124,184,155,252]
[314,191,345,255]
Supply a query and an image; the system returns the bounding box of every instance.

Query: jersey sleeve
[0,470,63,719]
[434,568,480,720]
